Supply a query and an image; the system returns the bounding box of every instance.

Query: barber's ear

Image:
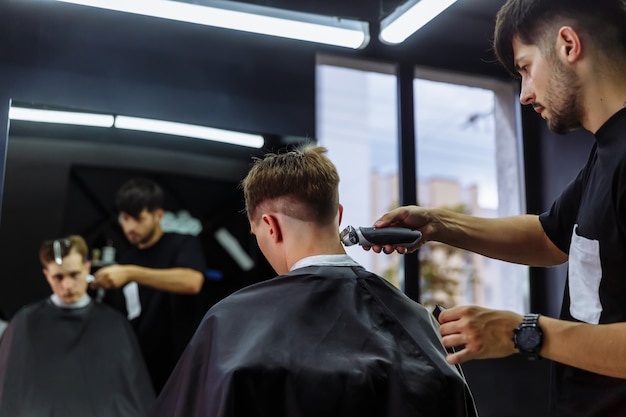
[557,26,582,64]
[262,214,283,243]
[155,208,165,221]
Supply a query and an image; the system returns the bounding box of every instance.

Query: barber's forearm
[539,316,626,378]
[127,265,204,294]
[432,211,567,266]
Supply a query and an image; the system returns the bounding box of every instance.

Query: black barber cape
[0,298,155,417]
[151,265,477,417]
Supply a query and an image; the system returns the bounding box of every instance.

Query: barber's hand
[364,205,434,254]
[92,265,131,290]
[438,305,522,365]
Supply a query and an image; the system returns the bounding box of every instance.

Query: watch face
[517,326,542,351]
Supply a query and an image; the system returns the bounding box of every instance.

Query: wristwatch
[512,313,543,360]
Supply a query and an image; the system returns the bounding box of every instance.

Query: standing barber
[93,178,208,394]
[370,0,626,416]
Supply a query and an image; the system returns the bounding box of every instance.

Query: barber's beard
[137,225,158,247]
[545,59,583,134]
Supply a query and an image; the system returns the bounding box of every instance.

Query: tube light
[114,115,265,148]
[55,0,369,49]
[214,227,255,271]
[380,0,457,45]
[9,106,114,127]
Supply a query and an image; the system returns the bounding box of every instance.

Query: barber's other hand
[364,205,434,254]
[438,305,522,365]
[91,265,131,290]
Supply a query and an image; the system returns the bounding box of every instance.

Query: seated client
[0,235,155,417]
[151,145,477,417]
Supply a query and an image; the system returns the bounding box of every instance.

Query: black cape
[151,265,477,417]
[0,299,155,417]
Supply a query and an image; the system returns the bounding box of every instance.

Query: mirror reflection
[0,101,305,402]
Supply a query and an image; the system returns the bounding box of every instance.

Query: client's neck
[284,223,346,270]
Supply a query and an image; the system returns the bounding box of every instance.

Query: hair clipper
[340,225,422,248]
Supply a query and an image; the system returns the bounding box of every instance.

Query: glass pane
[316,61,402,288]
[414,77,527,313]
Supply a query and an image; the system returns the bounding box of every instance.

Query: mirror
[0,100,305,317]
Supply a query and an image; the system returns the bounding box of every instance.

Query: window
[316,56,403,287]
[316,58,528,314]
[414,68,527,313]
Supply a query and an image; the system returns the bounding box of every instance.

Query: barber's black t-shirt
[539,107,626,417]
[105,232,207,394]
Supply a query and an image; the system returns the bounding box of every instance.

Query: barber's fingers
[374,205,432,231]
[373,206,415,229]
[439,306,521,362]
[440,327,484,365]
[89,277,105,289]
[361,244,396,254]
[364,243,421,255]
[446,348,474,365]
[438,305,472,324]
[91,269,112,289]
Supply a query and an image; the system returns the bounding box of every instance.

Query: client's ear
[337,204,344,226]
[262,214,283,243]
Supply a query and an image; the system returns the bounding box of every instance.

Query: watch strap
[522,313,540,326]
[513,313,543,360]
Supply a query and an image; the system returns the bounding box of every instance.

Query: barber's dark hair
[494,0,626,75]
[115,178,164,218]
[39,235,88,266]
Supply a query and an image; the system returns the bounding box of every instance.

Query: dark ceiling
[222,0,504,23]
[2,0,511,81]
[220,0,510,78]
[225,0,409,21]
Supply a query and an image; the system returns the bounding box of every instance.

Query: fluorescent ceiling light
[55,0,369,49]
[114,115,265,148]
[380,0,457,45]
[9,106,114,127]
[214,227,255,271]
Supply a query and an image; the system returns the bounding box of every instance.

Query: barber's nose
[519,77,535,106]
